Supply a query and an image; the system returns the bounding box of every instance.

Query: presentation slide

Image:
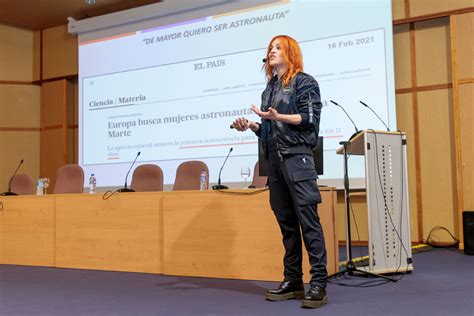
[78,0,396,188]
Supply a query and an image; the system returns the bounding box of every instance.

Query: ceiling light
[85,0,96,4]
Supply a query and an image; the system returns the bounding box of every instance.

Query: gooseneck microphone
[330,100,359,134]
[118,152,141,193]
[212,147,233,190]
[1,159,24,196]
[359,101,390,131]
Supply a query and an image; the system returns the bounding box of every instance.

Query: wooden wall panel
[0,84,40,127]
[459,84,473,210]
[72,79,78,125]
[42,129,65,189]
[0,24,34,81]
[0,196,55,266]
[0,24,40,194]
[415,18,451,86]
[66,80,75,164]
[33,31,41,81]
[66,80,74,126]
[392,0,407,20]
[396,93,419,241]
[410,0,474,17]
[67,129,75,164]
[41,80,64,184]
[393,24,412,89]
[0,131,40,192]
[40,79,75,189]
[41,80,65,127]
[74,129,78,164]
[418,89,456,239]
[455,12,474,79]
[42,25,78,80]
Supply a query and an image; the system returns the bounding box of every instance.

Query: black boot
[265,281,305,301]
[301,285,327,308]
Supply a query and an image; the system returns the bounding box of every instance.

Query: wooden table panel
[55,193,162,273]
[0,189,337,281]
[163,189,338,282]
[0,195,55,266]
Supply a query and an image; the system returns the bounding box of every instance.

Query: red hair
[263,35,303,86]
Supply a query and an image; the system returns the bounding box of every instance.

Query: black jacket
[255,72,322,157]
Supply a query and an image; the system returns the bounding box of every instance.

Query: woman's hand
[231,117,252,131]
[251,104,302,125]
[231,116,260,132]
[251,104,281,121]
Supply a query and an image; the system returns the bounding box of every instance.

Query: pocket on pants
[291,170,321,205]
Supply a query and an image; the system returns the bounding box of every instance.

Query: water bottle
[199,170,208,191]
[36,177,44,195]
[89,174,97,194]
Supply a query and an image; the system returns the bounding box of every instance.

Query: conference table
[0,188,338,282]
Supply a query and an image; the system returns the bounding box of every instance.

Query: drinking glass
[42,178,50,195]
[240,166,251,186]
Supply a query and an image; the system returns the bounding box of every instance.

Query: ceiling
[0,0,164,30]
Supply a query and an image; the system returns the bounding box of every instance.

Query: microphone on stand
[212,147,233,190]
[1,159,24,196]
[118,152,140,193]
[359,101,390,131]
[330,100,361,140]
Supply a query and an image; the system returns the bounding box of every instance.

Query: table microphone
[212,147,233,190]
[118,152,140,193]
[359,101,390,131]
[1,159,24,196]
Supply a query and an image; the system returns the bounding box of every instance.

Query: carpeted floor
[0,248,473,315]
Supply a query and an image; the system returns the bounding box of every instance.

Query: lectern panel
[364,131,413,273]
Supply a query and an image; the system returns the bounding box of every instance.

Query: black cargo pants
[268,149,328,288]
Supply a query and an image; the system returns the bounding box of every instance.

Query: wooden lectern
[337,130,413,274]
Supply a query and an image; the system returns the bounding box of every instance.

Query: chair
[130,164,163,192]
[53,164,85,194]
[249,161,268,188]
[173,161,209,191]
[9,174,34,195]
